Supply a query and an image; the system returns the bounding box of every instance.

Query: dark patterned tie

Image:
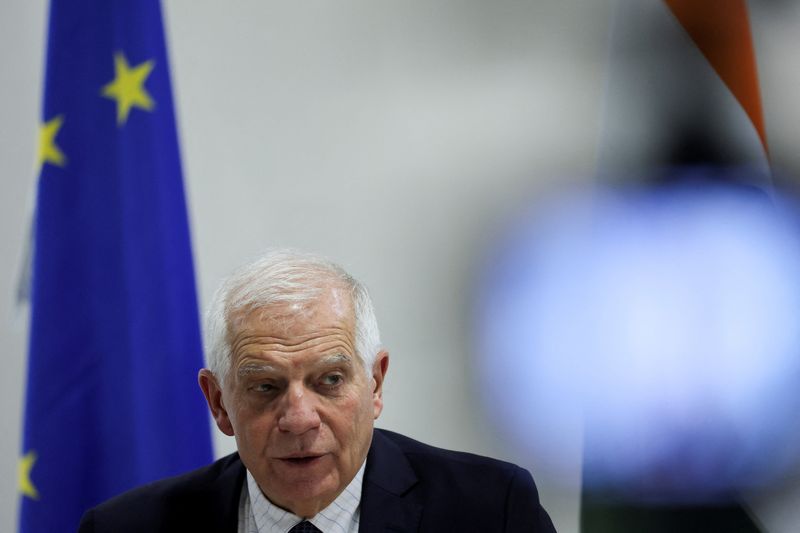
[288,521,322,533]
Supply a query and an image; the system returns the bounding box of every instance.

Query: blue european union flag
[20,1,214,531]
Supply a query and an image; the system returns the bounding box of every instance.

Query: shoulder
[78,454,245,533]
[369,429,556,532]
[375,428,523,480]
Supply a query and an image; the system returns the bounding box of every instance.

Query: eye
[320,373,344,388]
[251,382,277,394]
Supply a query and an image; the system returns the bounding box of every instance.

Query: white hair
[204,249,381,382]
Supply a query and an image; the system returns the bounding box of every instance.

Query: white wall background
[3,1,800,532]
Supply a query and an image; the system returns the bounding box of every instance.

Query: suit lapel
[359,430,423,533]
[191,453,246,533]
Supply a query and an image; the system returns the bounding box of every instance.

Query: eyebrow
[236,363,279,377]
[318,353,353,367]
[235,354,353,378]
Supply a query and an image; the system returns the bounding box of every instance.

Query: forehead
[229,285,356,351]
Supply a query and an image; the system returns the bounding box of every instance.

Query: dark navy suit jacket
[79,429,556,532]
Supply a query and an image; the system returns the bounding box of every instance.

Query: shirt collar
[247,459,366,533]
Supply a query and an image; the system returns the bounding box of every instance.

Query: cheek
[349,393,377,441]
[328,396,368,440]
[231,404,277,442]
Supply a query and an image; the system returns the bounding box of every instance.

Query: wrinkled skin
[199,286,389,517]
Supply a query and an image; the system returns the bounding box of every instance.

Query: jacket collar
[358,429,422,532]
[190,452,246,533]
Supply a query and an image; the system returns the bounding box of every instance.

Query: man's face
[199,286,388,518]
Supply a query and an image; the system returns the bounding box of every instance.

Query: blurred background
[4,0,800,531]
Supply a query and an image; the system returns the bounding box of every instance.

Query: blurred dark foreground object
[581,498,762,533]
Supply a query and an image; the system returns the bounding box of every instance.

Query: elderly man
[79,250,556,532]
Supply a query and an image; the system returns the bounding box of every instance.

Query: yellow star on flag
[38,115,66,169]
[18,450,39,500]
[100,51,156,125]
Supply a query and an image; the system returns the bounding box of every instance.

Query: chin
[267,468,340,510]
[281,481,340,516]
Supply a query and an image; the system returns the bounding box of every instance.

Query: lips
[283,456,321,465]
[276,453,327,467]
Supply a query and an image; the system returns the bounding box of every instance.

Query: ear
[198,369,235,436]
[370,351,389,419]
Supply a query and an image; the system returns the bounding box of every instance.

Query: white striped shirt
[238,460,365,533]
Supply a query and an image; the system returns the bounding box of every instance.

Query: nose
[277,383,321,435]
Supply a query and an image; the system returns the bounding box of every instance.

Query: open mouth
[280,455,324,466]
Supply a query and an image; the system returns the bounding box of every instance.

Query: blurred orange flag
[664,0,768,155]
